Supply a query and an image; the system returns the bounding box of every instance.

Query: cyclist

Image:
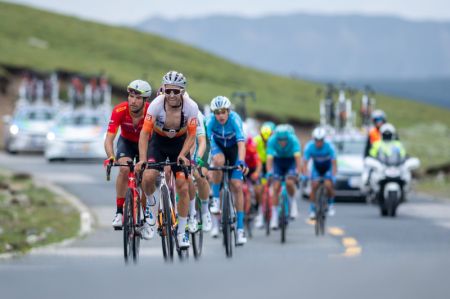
[187,110,213,232]
[243,136,262,219]
[266,124,302,229]
[364,110,386,157]
[302,127,337,219]
[253,121,275,228]
[136,71,198,248]
[207,96,248,245]
[104,79,153,238]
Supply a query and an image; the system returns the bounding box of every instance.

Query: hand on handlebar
[236,160,249,176]
[103,155,115,167]
[135,160,146,172]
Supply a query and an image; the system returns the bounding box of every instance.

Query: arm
[332,159,337,177]
[294,153,302,174]
[237,141,246,162]
[178,116,197,164]
[196,135,207,158]
[104,108,119,159]
[266,155,274,173]
[104,133,116,159]
[137,113,154,170]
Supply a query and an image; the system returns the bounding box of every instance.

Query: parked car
[3,105,56,154]
[45,109,107,162]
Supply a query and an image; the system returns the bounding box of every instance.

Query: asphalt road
[1,153,450,299]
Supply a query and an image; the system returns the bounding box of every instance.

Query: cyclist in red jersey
[104,79,153,238]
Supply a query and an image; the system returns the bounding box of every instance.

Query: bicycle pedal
[114,227,123,231]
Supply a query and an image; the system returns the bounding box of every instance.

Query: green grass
[0,173,79,254]
[1,2,450,172]
[415,175,450,200]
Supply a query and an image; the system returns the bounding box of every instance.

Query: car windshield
[17,109,54,121]
[333,139,365,155]
[59,115,102,126]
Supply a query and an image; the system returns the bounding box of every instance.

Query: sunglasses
[164,89,182,95]
[214,109,228,115]
[127,88,143,95]
[374,117,384,123]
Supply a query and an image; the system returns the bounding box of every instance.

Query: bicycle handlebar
[208,165,240,171]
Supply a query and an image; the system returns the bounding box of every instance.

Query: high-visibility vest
[369,127,381,144]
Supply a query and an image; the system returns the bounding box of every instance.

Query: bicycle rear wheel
[123,189,133,263]
[192,197,203,259]
[263,185,271,236]
[132,192,141,263]
[222,188,233,258]
[315,185,325,236]
[161,185,174,261]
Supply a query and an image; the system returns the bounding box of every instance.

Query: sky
[6,0,450,25]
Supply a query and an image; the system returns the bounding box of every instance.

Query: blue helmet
[274,124,290,140]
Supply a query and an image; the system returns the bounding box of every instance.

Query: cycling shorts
[311,166,333,181]
[273,157,297,180]
[211,142,243,181]
[116,136,150,161]
[147,133,190,176]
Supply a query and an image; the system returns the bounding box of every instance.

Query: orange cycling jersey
[142,94,198,138]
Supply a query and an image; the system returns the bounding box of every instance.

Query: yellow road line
[343,246,362,257]
[342,237,358,247]
[328,227,345,236]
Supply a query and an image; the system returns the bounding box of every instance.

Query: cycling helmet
[262,121,276,131]
[260,125,272,141]
[210,96,231,112]
[275,124,290,140]
[380,123,396,141]
[371,109,386,122]
[162,70,187,88]
[127,79,152,98]
[312,127,327,141]
[286,124,295,134]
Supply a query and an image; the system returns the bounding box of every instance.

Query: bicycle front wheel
[132,192,141,263]
[280,193,287,244]
[222,188,233,258]
[123,189,134,263]
[161,185,174,261]
[192,197,203,259]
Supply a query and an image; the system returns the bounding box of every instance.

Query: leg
[210,153,224,214]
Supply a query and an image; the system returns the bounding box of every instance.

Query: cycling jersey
[206,111,245,149]
[303,140,336,175]
[193,111,210,166]
[254,134,268,164]
[142,94,198,138]
[245,138,260,169]
[107,101,150,143]
[266,132,301,158]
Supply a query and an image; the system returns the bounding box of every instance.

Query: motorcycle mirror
[404,157,420,170]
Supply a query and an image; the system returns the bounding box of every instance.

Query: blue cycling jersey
[266,132,301,158]
[206,111,245,148]
[303,140,336,173]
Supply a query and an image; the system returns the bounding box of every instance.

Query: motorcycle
[364,154,420,217]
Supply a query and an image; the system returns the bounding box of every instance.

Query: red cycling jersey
[245,137,260,169]
[107,101,150,142]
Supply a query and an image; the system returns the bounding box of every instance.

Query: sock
[212,183,220,198]
[328,197,335,206]
[212,214,219,228]
[257,204,263,215]
[177,216,187,235]
[145,192,158,217]
[271,206,278,218]
[237,211,245,230]
[189,199,196,218]
[201,199,209,214]
[309,203,316,213]
[116,197,125,214]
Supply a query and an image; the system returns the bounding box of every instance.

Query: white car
[3,105,56,154]
[45,109,107,162]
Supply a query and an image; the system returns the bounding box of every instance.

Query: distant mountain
[137,14,450,80]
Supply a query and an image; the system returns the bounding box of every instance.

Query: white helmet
[312,127,327,140]
[210,96,231,111]
[162,71,187,88]
[371,109,386,122]
[127,79,152,97]
[380,123,396,140]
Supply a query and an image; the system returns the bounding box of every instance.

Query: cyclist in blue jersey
[302,127,337,219]
[266,124,302,229]
[206,96,248,245]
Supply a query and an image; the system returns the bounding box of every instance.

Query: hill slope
[1,2,450,136]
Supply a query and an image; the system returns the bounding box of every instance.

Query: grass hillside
[0,2,449,170]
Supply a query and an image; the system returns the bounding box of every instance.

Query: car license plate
[348,176,361,188]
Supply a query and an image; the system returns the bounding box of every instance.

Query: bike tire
[132,192,141,263]
[161,185,174,261]
[387,191,397,217]
[263,186,271,236]
[280,193,287,243]
[315,186,325,237]
[222,188,233,258]
[123,189,134,263]
[192,197,203,259]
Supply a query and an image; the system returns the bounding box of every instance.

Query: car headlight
[9,125,19,135]
[46,132,56,141]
